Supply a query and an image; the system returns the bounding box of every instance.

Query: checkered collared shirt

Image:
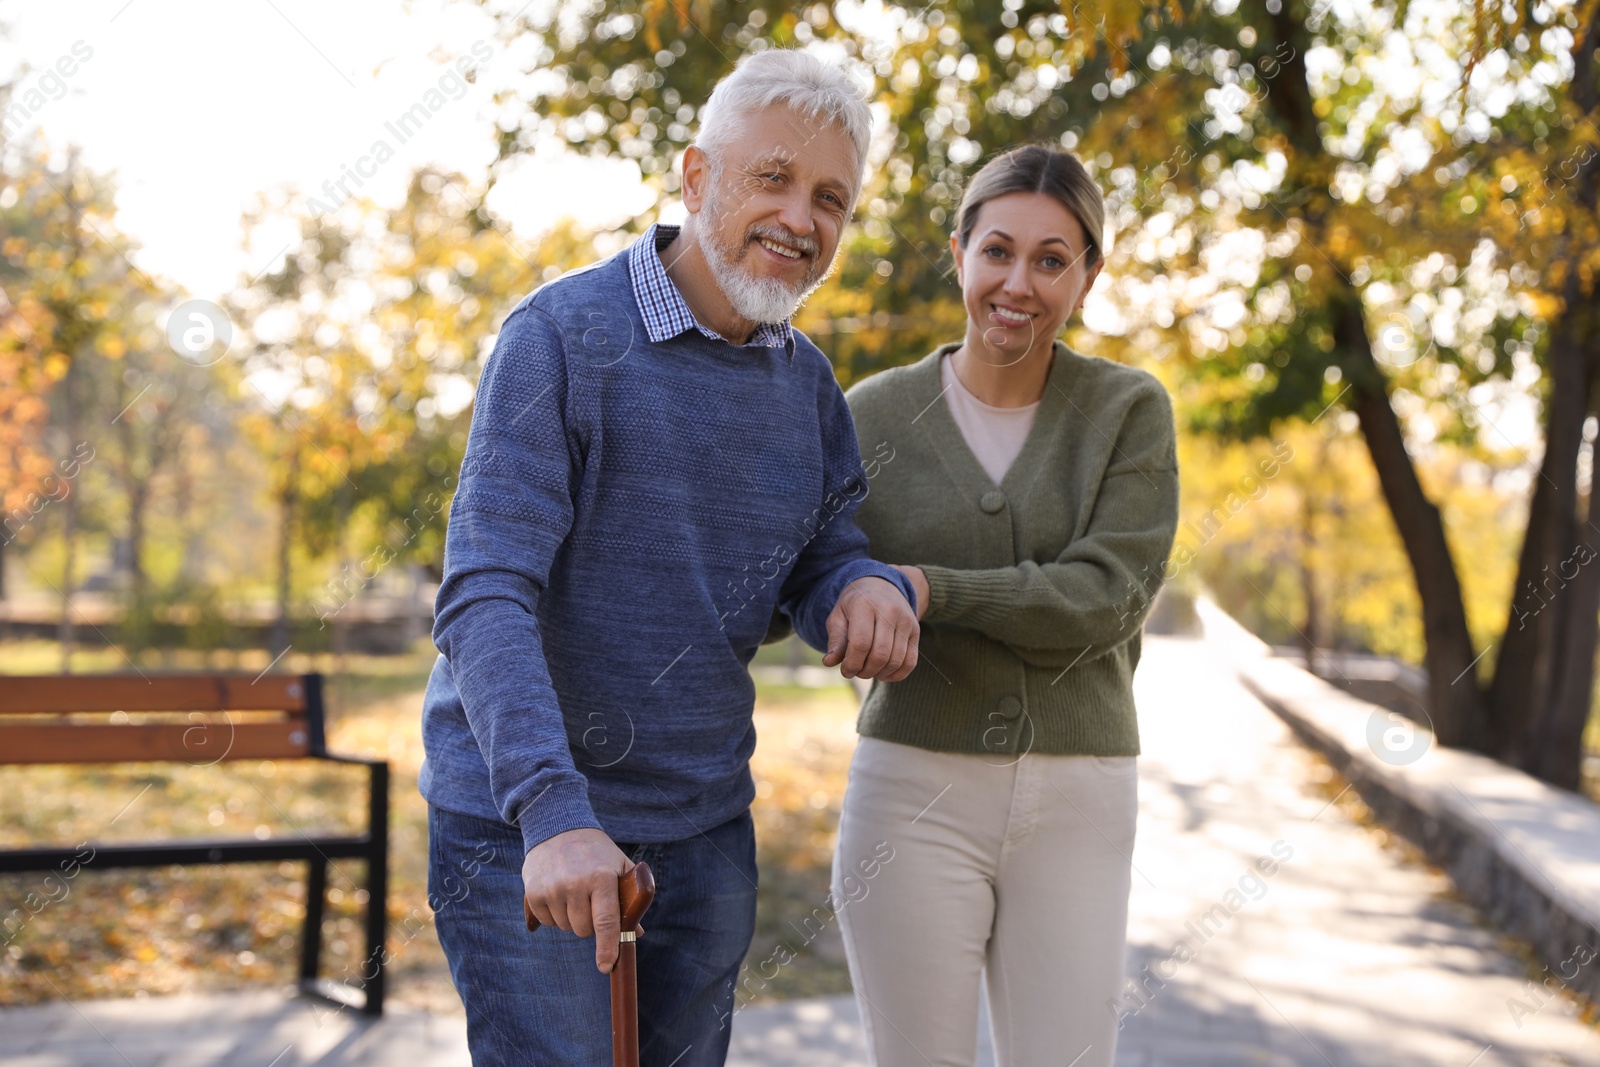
[628,222,796,358]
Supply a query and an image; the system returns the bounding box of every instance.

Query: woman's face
[951,191,1103,363]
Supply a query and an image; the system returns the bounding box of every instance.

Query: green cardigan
[838,340,1180,758]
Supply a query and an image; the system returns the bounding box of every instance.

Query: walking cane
[525,863,657,1067]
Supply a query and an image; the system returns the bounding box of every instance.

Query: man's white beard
[695,187,825,326]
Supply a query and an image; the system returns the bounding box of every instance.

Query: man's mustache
[745,224,819,259]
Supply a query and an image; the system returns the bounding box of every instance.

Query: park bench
[0,672,389,1015]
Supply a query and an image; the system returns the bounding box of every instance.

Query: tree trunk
[1335,299,1490,748]
[56,373,78,673]
[56,158,83,674]
[409,562,431,648]
[1298,478,1321,675]
[117,405,150,610]
[331,492,352,717]
[1486,4,1600,790]
[1489,437,1561,760]
[1495,285,1600,789]
[175,465,202,586]
[1258,1,1490,748]
[131,483,146,604]
[1535,462,1600,789]
[1488,283,1593,776]
[1535,334,1600,790]
[271,447,299,656]
[58,480,77,673]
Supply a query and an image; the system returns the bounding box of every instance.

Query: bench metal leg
[361,761,389,1016]
[300,858,326,985]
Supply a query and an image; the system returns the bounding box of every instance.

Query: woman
[832,144,1180,1067]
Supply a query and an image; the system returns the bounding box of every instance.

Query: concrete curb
[1195,595,1600,1010]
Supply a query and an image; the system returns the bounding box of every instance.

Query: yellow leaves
[1521,290,1563,320]
[1324,223,1350,260]
[640,0,707,53]
[7,393,46,427]
[1057,0,1186,73]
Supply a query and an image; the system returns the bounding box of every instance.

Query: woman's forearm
[917,466,1179,650]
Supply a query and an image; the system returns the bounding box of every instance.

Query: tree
[474,0,1158,382]
[98,310,232,651]
[0,189,65,601]
[0,144,160,667]
[1478,0,1600,787]
[1082,0,1598,787]
[226,168,577,650]
[473,0,1598,789]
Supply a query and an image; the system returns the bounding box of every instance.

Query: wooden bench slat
[4,722,313,764]
[0,675,309,715]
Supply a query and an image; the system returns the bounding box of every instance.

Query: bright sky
[0,0,657,300]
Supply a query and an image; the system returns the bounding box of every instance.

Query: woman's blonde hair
[953,144,1106,269]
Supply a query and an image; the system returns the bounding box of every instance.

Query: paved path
[1109,636,1597,1067]
[4,634,1598,1065]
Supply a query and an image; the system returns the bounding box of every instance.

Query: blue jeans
[428,803,759,1067]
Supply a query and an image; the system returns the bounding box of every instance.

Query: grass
[0,638,864,1012]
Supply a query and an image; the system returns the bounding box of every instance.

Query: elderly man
[418,49,920,1066]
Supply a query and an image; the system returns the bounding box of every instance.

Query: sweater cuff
[514,778,604,858]
[918,564,978,623]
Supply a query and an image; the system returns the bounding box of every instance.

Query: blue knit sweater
[418,230,916,855]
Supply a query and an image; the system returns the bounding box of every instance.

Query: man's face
[685,104,860,324]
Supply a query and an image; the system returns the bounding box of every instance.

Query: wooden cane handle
[617,862,655,932]
[525,861,656,934]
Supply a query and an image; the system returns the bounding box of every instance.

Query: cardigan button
[997,695,1023,720]
[979,490,1007,514]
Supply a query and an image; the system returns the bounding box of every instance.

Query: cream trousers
[832,736,1138,1067]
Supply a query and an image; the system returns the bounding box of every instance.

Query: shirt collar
[628,222,797,360]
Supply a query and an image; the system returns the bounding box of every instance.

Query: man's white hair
[694,49,872,182]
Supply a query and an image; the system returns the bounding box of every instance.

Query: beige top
[940,352,1041,485]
